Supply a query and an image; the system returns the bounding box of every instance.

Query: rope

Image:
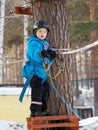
[0,40,98,66]
[52,69,63,80]
[48,65,95,130]
[0,59,27,66]
[48,65,82,120]
[60,40,98,54]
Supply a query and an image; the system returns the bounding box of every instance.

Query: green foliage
[71,21,98,36]
[69,21,98,43]
[67,0,90,21]
[66,0,98,45]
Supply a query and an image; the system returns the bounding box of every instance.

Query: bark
[31,0,73,115]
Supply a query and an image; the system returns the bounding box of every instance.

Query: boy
[21,20,56,117]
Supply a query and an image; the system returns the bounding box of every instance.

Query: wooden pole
[90,0,96,41]
[90,0,95,21]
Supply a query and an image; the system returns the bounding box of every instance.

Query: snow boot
[30,111,47,117]
[45,111,56,116]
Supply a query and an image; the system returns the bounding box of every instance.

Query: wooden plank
[15,6,32,15]
[27,115,79,130]
[32,123,79,128]
[30,115,78,121]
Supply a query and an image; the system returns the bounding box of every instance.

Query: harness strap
[19,77,32,102]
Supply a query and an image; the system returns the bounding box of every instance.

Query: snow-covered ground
[0,117,98,130]
[79,117,98,130]
[0,120,27,130]
[0,87,30,96]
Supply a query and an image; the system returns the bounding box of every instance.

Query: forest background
[4,0,98,56]
[0,0,98,122]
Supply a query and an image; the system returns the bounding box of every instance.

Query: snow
[0,117,98,130]
[0,87,30,96]
[0,120,27,130]
[79,117,98,130]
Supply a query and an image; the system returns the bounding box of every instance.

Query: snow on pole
[23,2,29,84]
[0,0,6,84]
[24,15,28,59]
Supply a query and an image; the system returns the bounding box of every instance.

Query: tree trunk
[31,0,73,115]
[90,0,95,21]
[90,0,98,116]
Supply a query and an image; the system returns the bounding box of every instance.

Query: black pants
[30,76,51,113]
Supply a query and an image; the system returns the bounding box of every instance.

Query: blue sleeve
[26,40,43,63]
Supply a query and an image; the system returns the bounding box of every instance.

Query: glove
[40,50,49,58]
[47,49,57,59]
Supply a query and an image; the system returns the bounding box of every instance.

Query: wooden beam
[15,6,33,15]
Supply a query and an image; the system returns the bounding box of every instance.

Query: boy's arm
[26,41,43,62]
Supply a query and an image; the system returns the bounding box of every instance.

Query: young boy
[21,20,56,117]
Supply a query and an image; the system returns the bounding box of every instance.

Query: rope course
[0,40,98,66]
[56,40,98,54]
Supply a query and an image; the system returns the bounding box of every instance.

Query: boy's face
[36,28,48,40]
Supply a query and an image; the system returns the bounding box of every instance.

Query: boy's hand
[47,49,57,59]
[40,49,57,59]
[40,50,49,58]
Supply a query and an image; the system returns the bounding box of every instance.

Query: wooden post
[90,0,95,21]
[37,1,43,7]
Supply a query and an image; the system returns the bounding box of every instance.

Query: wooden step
[27,115,79,130]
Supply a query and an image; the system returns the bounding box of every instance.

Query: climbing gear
[52,58,64,79]
[48,66,82,120]
[44,57,64,80]
[33,20,50,34]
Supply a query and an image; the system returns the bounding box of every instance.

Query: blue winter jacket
[21,35,52,84]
